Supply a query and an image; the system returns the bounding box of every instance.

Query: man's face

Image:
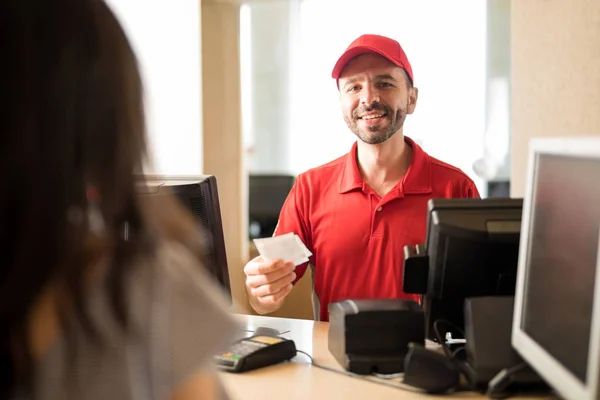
[338,54,418,145]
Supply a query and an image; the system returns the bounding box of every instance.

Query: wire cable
[452,346,465,358]
[294,350,422,393]
[433,319,466,354]
[432,319,477,392]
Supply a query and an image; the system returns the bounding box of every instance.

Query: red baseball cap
[331,34,414,85]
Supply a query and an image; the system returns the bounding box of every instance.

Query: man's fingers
[256,284,293,306]
[244,256,289,276]
[245,266,295,289]
[250,272,296,297]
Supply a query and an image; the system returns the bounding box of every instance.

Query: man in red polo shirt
[244,34,480,321]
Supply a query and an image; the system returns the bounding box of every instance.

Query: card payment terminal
[215,335,297,373]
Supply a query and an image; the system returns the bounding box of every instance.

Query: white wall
[106,0,203,175]
[241,2,296,174]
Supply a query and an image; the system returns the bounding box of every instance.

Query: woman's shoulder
[131,239,237,332]
[32,240,239,400]
[141,240,232,309]
[128,240,240,397]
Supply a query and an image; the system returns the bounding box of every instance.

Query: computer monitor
[512,137,600,400]
[248,174,295,238]
[420,198,523,341]
[138,175,231,301]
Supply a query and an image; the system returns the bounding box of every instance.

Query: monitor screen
[138,175,232,302]
[417,198,523,340]
[520,153,600,384]
[248,174,295,238]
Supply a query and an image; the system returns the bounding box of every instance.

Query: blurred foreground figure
[0,1,236,399]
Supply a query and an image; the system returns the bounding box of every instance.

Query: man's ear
[407,87,419,114]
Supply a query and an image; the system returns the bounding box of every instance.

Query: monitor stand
[464,296,551,397]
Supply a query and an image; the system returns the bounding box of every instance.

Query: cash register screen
[521,153,600,384]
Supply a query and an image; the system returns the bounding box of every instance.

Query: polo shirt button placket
[377,206,383,212]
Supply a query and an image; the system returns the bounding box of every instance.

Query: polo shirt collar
[338,136,432,195]
[338,141,363,193]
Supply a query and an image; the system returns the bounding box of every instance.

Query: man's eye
[348,86,360,92]
[377,82,392,88]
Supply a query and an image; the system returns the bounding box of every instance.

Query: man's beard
[344,102,408,145]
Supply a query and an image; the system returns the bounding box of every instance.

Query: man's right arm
[244,177,313,314]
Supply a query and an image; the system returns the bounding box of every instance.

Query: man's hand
[244,256,296,314]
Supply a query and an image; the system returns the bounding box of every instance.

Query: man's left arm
[465,180,481,199]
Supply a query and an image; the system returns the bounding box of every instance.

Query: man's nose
[360,85,379,105]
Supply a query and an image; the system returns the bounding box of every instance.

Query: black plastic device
[139,175,231,301]
[214,335,297,373]
[248,174,295,238]
[403,198,523,340]
[464,296,546,389]
[328,299,425,374]
[403,342,460,394]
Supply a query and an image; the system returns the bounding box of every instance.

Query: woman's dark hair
[0,0,201,397]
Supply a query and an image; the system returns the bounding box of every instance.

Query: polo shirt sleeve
[465,180,481,199]
[273,175,313,283]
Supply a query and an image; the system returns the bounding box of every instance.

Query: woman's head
[0,0,179,394]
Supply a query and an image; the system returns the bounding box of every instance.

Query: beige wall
[511,0,600,197]
[201,0,250,313]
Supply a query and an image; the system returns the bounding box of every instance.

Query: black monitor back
[139,175,231,301]
[248,174,295,238]
[424,198,523,340]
